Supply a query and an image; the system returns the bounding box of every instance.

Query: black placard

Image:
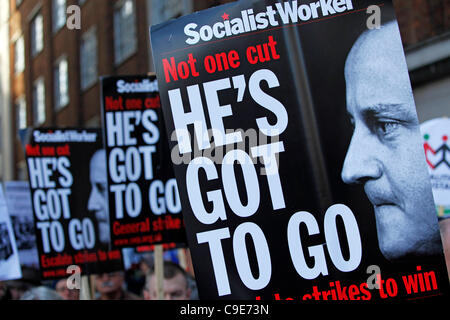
[101,75,187,249]
[150,0,450,301]
[25,128,123,280]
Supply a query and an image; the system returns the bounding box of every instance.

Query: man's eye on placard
[373,119,401,139]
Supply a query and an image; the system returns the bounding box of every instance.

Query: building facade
[3,0,202,180]
[1,0,449,181]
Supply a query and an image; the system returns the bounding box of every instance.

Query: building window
[33,78,46,125]
[114,0,137,65]
[14,35,25,74]
[80,27,98,90]
[54,57,69,110]
[52,0,66,33]
[31,13,44,57]
[150,0,189,25]
[16,96,27,130]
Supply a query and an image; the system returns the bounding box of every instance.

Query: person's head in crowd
[0,282,12,300]
[3,266,41,300]
[143,261,191,300]
[341,21,442,261]
[139,254,154,275]
[20,286,63,300]
[87,149,110,245]
[3,281,32,300]
[55,278,80,300]
[95,271,141,300]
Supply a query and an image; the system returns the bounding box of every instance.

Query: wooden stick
[177,248,187,270]
[154,244,164,300]
[89,275,96,300]
[185,248,195,278]
[79,275,91,300]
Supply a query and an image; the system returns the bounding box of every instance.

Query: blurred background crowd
[1,247,199,300]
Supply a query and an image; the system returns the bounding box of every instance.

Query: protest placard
[101,75,187,249]
[0,185,22,281]
[4,181,39,270]
[25,128,123,280]
[150,0,450,300]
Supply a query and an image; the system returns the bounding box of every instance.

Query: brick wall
[393,0,450,47]
[8,0,151,179]
[7,0,449,179]
[197,0,450,47]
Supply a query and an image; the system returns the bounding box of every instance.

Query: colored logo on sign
[424,134,449,170]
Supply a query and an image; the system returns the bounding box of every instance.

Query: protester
[124,261,147,296]
[20,286,63,300]
[55,278,80,300]
[3,280,32,300]
[139,254,153,275]
[95,271,142,300]
[2,266,41,300]
[143,261,192,300]
[0,282,12,300]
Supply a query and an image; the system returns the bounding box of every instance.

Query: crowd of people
[0,258,198,301]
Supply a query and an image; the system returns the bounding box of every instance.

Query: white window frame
[15,96,27,130]
[14,35,25,74]
[54,56,69,110]
[33,77,46,125]
[31,13,44,57]
[113,0,137,65]
[52,0,66,33]
[80,26,98,90]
